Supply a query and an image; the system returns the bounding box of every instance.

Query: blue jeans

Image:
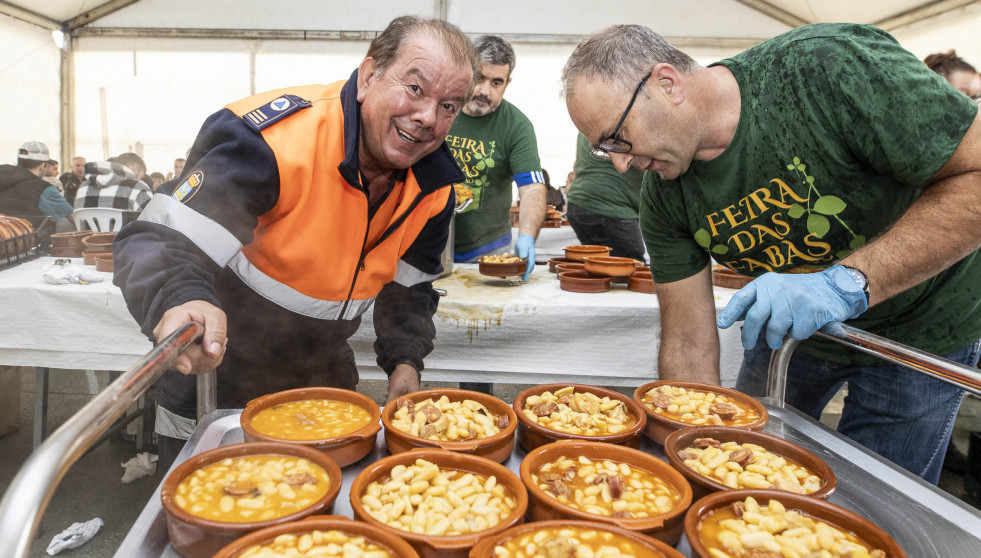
[736,338,981,484]
[566,203,647,263]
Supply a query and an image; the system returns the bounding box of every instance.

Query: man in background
[59,156,86,205]
[566,133,646,262]
[74,152,153,212]
[0,141,73,228]
[447,35,546,280]
[173,158,186,180]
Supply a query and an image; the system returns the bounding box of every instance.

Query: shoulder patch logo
[242,94,311,133]
[173,170,204,203]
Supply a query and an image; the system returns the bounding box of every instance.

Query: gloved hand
[515,233,536,280]
[717,265,869,350]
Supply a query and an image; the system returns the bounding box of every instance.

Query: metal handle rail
[0,322,206,558]
[767,322,981,404]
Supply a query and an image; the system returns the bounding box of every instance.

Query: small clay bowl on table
[469,519,686,558]
[512,383,646,451]
[381,388,518,463]
[563,244,611,262]
[50,230,93,248]
[240,387,381,468]
[94,254,114,273]
[213,515,420,558]
[583,256,638,277]
[664,425,837,502]
[80,232,116,252]
[628,271,655,293]
[349,448,528,558]
[554,262,585,274]
[547,256,577,273]
[633,381,769,445]
[520,440,693,545]
[160,441,343,558]
[83,251,110,265]
[711,266,754,289]
[558,270,610,293]
[685,489,907,558]
[477,257,528,278]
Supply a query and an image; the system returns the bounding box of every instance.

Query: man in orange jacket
[114,16,477,469]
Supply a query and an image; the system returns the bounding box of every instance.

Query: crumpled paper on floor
[121,452,157,483]
[46,517,103,555]
[41,260,104,285]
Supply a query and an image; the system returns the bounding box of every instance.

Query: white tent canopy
[2,0,980,178]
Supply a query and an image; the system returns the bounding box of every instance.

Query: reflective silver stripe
[227,252,376,320]
[139,194,243,266]
[394,259,439,287]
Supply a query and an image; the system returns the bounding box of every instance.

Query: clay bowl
[628,271,655,294]
[49,246,83,258]
[563,244,611,262]
[634,265,651,274]
[547,256,577,273]
[240,387,381,468]
[664,426,837,502]
[512,383,646,451]
[633,381,769,445]
[94,254,114,273]
[520,440,693,545]
[381,388,518,463]
[558,270,610,293]
[711,266,753,290]
[80,232,116,253]
[50,230,93,248]
[469,519,686,558]
[161,441,343,558]
[213,515,420,558]
[350,448,528,558]
[478,257,528,278]
[554,262,586,274]
[583,256,638,277]
[83,250,110,265]
[685,489,907,558]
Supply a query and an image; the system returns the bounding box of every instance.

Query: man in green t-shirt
[562,23,981,484]
[447,35,546,280]
[567,133,646,261]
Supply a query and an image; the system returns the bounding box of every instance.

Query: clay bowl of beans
[633,381,769,445]
[512,384,647,452]
[564,245,612,262]
[469,519,686,558]
[213,515,420,558]
[520,440,693,545]
[160,441,343,558]
[686,489,905,558]
[240,387,381,468]
[664,426,837,503]
[477,254,528,278]
[350,448,528,558]
[382,388,518,463]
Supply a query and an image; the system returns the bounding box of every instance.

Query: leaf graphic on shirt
[475,160,486,171]
[813,195,846,216]
[694,228,711,248]
[807,214,830,238]
[711,244,729,255]
[485,158,495,168]
[788,204,805,219]
[850,235,866,250]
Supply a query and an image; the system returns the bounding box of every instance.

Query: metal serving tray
[115,400,981,557]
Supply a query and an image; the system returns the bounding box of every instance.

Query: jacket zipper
[337,185,445,319]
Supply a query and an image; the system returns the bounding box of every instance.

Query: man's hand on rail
[153,300,227,375]
[716,265,868,350]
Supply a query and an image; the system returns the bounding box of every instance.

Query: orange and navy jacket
[113,70,460,376]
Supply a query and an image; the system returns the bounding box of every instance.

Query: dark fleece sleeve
[372,188,453,374]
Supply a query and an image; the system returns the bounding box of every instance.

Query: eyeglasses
[590,74,651,159]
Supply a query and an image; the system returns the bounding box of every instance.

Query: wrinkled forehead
[395,33,472,97]
[566,75,631,143]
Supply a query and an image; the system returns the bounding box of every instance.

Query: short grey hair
[474,35,516,76]
[561,25,699,97]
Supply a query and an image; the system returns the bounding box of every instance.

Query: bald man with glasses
[562,23,981,485]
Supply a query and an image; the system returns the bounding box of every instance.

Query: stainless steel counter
[114,399,981,557]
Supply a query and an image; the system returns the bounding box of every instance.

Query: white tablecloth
[0,258,745,386]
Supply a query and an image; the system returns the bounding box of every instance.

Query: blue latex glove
[717,265,869,350]
[515,234,536,280]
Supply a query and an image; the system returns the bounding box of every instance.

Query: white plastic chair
[73,208,126,232]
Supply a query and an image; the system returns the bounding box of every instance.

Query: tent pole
[59,30,74,174]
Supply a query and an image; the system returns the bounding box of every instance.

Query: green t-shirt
[447,99,541,256]
[640,23,981,364]
[567,133,645,219]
